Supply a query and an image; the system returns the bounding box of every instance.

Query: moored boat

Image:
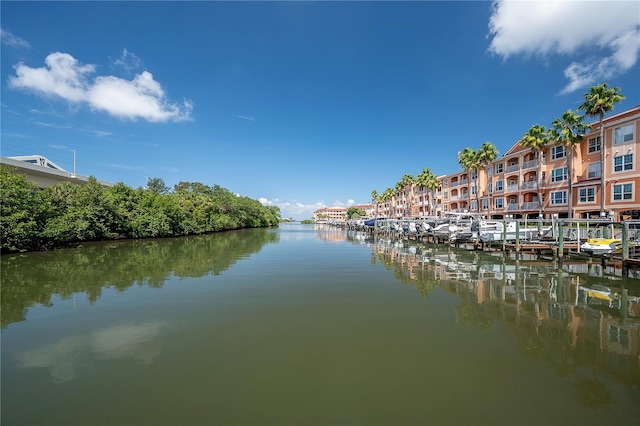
[580,238,622,255]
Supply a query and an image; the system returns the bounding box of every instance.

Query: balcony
[522,201,540,210]
[460,193,469,200]
[506,184,519,192]
[523,159,538,169]
[460,179,469,186]
[507,203,520,211]
[450,195,459,201]
[522,181,538,190]
[506,164,520,173]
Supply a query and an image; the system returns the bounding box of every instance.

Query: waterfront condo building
[370,105,640,221]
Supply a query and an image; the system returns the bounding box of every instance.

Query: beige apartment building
[313,204,373,223]
[374,105,640,221]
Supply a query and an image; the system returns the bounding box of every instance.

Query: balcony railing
[460,179,469,185]
[523,159,537,169]
[506,184,519,192]
[460,193,469,200]
[522,181,538,190]
[450,195,459,201]
[506,164,520,173]
[507,203,519,211]
[522,201,540,210]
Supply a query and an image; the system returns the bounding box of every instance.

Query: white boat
[580,238,621,255]
[479,221,550,243]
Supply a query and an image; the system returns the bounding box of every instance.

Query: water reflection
[15,321,173,383]
[1,228,278,327]
[349,230,640,395]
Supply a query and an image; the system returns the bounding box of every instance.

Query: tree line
[0,166,281,253]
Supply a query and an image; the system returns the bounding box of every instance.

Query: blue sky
[2,1,639,220]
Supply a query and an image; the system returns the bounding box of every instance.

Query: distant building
[1,155,114,188]
[312,204,373,223]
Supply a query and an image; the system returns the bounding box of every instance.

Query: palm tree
[371,189,379,218]
[382,187,394,217]
[396,174,415,217]
[476,142,499,216]
[551,110,590,219]
[579,83,625,216]
[521,125,552,218]
[416,167,439,216]
[458,147,479,213]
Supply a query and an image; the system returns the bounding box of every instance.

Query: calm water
[2,223,639,425]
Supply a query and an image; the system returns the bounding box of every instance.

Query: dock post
[622,221,629,261]
[515,221,520,254]
[502,220,507,253]
[557,222,564,264]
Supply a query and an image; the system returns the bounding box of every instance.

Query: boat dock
[344,217,640,277]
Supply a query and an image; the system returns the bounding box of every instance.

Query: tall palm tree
[416,167,439,216]
[371,189,379,218]
[520,125,551,218]
[458,147,479,213]
[476,142,499,216]
[579,83,625,216]
[382,187,394,217]
[551,110,590,219]
[396,174,415,217]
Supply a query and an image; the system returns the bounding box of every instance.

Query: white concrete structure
[1,155,114,188]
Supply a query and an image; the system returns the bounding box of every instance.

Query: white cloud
[488,0,640,94]
[8,52,193,122]
[113,48,142,72]
[9,52,93,102]
[1,28,30,49]
[233,114,256,121]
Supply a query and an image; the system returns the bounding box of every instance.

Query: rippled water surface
[2,223,639,425]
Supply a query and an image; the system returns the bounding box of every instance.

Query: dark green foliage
[347,207,366,219]
[0,166,46,252]
[0,167,281,252]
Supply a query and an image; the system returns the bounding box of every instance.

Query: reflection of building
[314,224,347,242]
[1,155,113,188]
[373,106,640,221]
[369,239,640,385]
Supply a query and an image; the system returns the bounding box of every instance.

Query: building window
[579,187,595,203]
[482,199,488,210]
[614,124,635,144]
[471,201,478,211]
[487,166,493,177]
[613,153,633,172]
[488,182,493,193]
[551,146,566,159]
[588,136,601,153]
[471,185,477,195]
[613,183,633,201]
[588,162,601,179]
[551,167,567,182]
[494,198,504,209]
[550,191,567,205]
[495,180,503,191]
[496,163,504,174]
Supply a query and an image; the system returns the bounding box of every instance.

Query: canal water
[2,223,639,425]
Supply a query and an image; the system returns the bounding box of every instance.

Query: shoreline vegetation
[0,165,281,253]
